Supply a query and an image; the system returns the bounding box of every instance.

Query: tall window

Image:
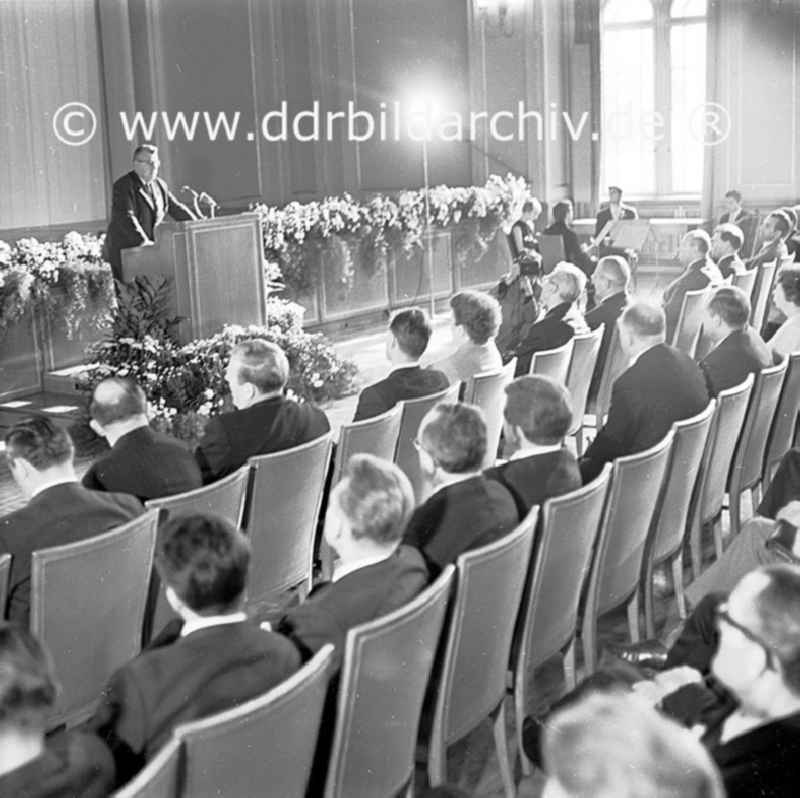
[600,0,707,197]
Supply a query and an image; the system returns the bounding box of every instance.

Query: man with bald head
[84,377,202,501]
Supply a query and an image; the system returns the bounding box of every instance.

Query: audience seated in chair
[543,199,596,278]
[194,338,330,483]
[277,454,428,667]
[760,447,800,519]
[699,286,772,397]
[662,229,723,343]
[745,210,790,272]
[0,623,114,798]
[540,691,724,798]
[484,375,581,520]
[493,252,542,361]
[711,223,747,279]
[768,267,800,358]
[90,512,300,787]
[402,402,518,577]
[353,307,449,422]
[429,290,502,385]
[0,417,142,626]
[579,303,709,483]
[514,269,587,376]
[83,376,202,501]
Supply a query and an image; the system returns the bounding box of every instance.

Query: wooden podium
[120,213,266,343]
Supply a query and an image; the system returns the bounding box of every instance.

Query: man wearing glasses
[102,144,196,281]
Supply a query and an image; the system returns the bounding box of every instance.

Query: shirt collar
[180,612,248,638]
[332,550,395,582]
[509,443,563,461]
[30,478,76,500]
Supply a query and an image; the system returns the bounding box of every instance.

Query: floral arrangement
[252,173,529,296]
[0,232,115,338]
[76,298,358,443]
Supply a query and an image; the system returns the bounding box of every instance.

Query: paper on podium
[607,219,650,250]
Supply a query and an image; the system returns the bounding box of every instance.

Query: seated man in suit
[195,339,330,483]
[278,454,428,666]
[0,418,143,625]
[543,199,596,278]
[711,223,746,279]
[403,402,518,576]
[83,376,202,501]
[760,448,800,520]
[0,624,115,798]
[90,513,300,786]
[663,229,723,343]
[585,255,630,401]
[744,210,790,272]
[593,185,638,239]
[699,286,772,397]
[484,375,581,520]
[514,269,588,376]
[719,189,753,227]
[353,307,449,422]
[579,303,709,483]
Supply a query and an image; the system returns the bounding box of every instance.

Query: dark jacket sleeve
[112,178,150,245]
[194,416,232,484]
[580,378,636,481]
[352,384,385,422]
[278,602,343,665]
[698,356,721,398]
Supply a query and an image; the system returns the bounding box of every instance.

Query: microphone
[180,184,199,198]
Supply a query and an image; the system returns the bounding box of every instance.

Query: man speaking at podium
[103,144,197,281]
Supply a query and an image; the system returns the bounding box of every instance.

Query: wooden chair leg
[427,729,447,788]
[751,483,762,513]
[492,700,516,798]
[514,676,532,777]
[644,556,656,640]
[562,639,577,690]
[689,515,703,582]
[671,550,687,619]
[627,592,641,644]
[581,610,597,675]
[729,488,742,540]
[712,516,724,561]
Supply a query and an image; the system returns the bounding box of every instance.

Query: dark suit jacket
[484,449,581,521]
[662,258,723,342]
[580,344,709,482]
[90,620,300,786]
[716,253,746,279]
[0,483,143,624]
[585,290,628,401]
[0,731,115,798]
[543,221,595,276]
[352,365,449,422]
[594,203,637,238]
[745,238,789,272]
[699,327,772,397]
[194,395,330,484]
[514,302,576,376]
[82,425,202,502]
[403,475,518,576]
[102,171,196,281]
[277,545,429,666]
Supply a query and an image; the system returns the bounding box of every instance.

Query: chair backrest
[566,325,604,435]
[0,553,10,617]
[244,434,334,607]
[529,339,574,384]
[731,269,756,302]
[750,260,777,331]
[672,288,710,357]
[696,375,754,525]
[512,466,611,681]
[539,234,566,274]
[144,466,251,639]
[31,509,159,727]
[323,567,455,798]
[175,645,334,798]
[585,431,674,621]
[111,737,182,798]
[463,359,517,467]
[648,402,716,566]
[394,383,461,501]
[588,323,628,421]
[728,358,788,493]
[765,351,800,477]
[431,515,536,748]
[331,407,402,487]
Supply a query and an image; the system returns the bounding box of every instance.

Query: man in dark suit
[278,454,428,666]
[485,375,581,520]
[82,377,202,501]
[719,189,754,227]
[744,211,790,272]
[514,269,586,376]
[194,339,330,483]
[663,229,723,343]
[90,513,300,787]
[711,223,746,279]
[699,286,772,397]
[102,145,196,281]
[759,448,800,520]
[403,402,518,576]
[593,185,638,239]
[0,418,143,625]
[543,199,596,278]
[579,303,709,483]
[585,255,630,401]
[353,307,449,422]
